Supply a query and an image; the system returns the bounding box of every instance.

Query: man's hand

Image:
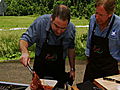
[20,53,30,66]
[70,70,75,81]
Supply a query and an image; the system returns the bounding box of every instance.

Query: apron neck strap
[106,15,115,38]
[45,31,50,43]
[92,22,96,35]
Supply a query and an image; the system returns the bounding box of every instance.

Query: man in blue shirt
[84,0,120,82]
[19,5,76,89]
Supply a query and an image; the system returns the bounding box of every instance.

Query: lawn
[0,16,37,29]
[0,16,89,28]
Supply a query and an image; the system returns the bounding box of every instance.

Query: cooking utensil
[26,64,58,89]
[26,64,33,74]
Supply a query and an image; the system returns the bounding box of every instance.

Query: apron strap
[106,15,115,38]
[92,22,96,35]
[45,31,50,43]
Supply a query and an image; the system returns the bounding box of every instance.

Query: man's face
[95,6,112,25]
[51,17,68,36]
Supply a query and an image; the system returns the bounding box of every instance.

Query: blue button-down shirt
[85,14,120,61]
[20,14,76,59]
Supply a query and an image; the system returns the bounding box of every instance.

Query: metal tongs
[26,64,43,88]
[26,64,41,80]
[26,64,34,74]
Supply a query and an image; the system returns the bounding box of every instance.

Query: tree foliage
[4,0,95,19]
[4,0,120,18]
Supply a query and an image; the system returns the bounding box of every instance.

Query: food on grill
[30,72,57,90]
[30,72,44,90]
[43,85,53,90]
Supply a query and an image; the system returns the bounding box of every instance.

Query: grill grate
[0,81,29,90]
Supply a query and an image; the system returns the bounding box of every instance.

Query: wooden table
[93,74,120,90]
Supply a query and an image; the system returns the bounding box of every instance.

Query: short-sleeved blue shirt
[85,14,120,61]
[20,14,76,59]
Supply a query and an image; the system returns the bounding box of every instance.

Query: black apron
[33,31,65,81]
[83,16,119,82]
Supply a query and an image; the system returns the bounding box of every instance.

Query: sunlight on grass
[0,16,37,29]
[71,17,89,26]
[76,27,88,35]
[0,16,89,29]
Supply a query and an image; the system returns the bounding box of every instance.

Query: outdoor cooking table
[0,80,79,90]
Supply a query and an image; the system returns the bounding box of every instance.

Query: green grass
[0,16,37,29]
[71,17,89,26]
[0,16,89,29]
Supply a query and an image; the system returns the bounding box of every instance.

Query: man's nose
[57,29,62,34]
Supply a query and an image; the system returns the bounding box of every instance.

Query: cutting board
[94,74,120,90]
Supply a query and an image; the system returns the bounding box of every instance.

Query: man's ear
[50,17,53,21]
[108,14,112,18]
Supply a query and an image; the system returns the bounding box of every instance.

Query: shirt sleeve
[20,20,40,47]
[85,23,91,57]
[68,23,76,49]
[85,15,96,57]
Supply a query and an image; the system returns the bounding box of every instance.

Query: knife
[103,77,120,84]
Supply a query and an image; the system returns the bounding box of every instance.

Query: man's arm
[68,48,76,80]
[19,40,30,66]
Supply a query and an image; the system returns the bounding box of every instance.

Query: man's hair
[51,5,70,23]
[95,0,116,14]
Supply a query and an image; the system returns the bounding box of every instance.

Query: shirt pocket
[109,33,118,48]
[63,38,69,46]
[36,37,46,48]
[63,38,73,49]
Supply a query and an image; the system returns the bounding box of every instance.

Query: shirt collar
[108,14,115,26]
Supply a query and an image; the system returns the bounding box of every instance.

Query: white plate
[25,79,57,90]
[40,79,57,87]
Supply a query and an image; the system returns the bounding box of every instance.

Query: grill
[0,81,29,90]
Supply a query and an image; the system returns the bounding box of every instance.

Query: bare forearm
[68,48,76,71]
[19,40,29,54]
[68,48,76,80]
[19,40,30,66]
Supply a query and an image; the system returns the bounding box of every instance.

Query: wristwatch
[70,68,75,71]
